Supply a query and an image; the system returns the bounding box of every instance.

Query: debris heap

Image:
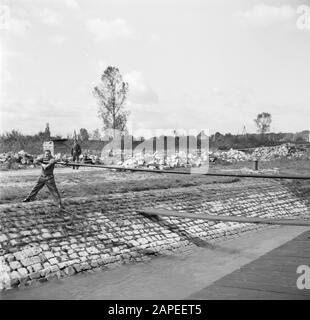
[0,143,308,170]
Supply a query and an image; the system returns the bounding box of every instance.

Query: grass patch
[1,158,308,205]
[0,162,20,171]
[0,171,239,204]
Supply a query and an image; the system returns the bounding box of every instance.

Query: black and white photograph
[0,0,310,307]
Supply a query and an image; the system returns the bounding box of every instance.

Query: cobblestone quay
[1,179,309,290]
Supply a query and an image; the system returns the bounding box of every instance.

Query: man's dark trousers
[26,175,61,204]
[72,154,79,170]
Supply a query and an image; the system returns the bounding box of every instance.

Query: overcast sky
[0,0,309,137]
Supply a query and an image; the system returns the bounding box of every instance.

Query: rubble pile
[0,150,34,164]
[251,143,306,161]
[117,144,308,168]
[0,150,34,169]
[210,149,249,163]
[119,151,209,170]
[0,143,308,170]
[209,144,307,163]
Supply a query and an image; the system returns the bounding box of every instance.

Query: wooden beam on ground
[139,208,310,227]
[56,162,310,180]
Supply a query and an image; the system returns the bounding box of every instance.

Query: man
[71,139,82,170]
[23,149,64,209]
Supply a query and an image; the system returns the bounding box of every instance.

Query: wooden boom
[139,208,310,227]
[56,162,310,180]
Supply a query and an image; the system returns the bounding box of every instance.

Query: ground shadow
[140,212,241,254]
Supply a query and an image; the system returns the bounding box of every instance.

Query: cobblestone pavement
[0,178,309,290]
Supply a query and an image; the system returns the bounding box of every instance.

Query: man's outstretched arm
[34,156,44,165]
[44,158,56,169]
[33,156,48,169]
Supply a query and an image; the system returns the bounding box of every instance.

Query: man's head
[44,149,52,159]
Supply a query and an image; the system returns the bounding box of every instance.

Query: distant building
[44,123,51,140]
[43,138,71,156]
[295,130,310,142]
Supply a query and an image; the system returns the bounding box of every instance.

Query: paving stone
[10,271,20,285]
[32,263,42,272]
[9,261,21,270]
[48,258,58,265]
[44,251,54,259]
[17,267,28,278]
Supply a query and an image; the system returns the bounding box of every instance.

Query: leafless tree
[93,66,130,137]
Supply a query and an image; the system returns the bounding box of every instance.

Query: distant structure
[295,130,310,142]
[242,125,247,135]
[44,123,51,140]
[43,138,70,156]
[42,124,70,155]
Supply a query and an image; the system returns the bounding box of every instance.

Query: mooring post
[254,160,259,171]
[164,135,167,165]
[186,135,190,164]
[197,132,202,157]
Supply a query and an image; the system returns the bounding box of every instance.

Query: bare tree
[93,66,130,137]
[254,112,272,135]
[79,128,89,141]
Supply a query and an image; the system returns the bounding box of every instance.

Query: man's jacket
[71,143,82,156]
[35,156,56,176]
